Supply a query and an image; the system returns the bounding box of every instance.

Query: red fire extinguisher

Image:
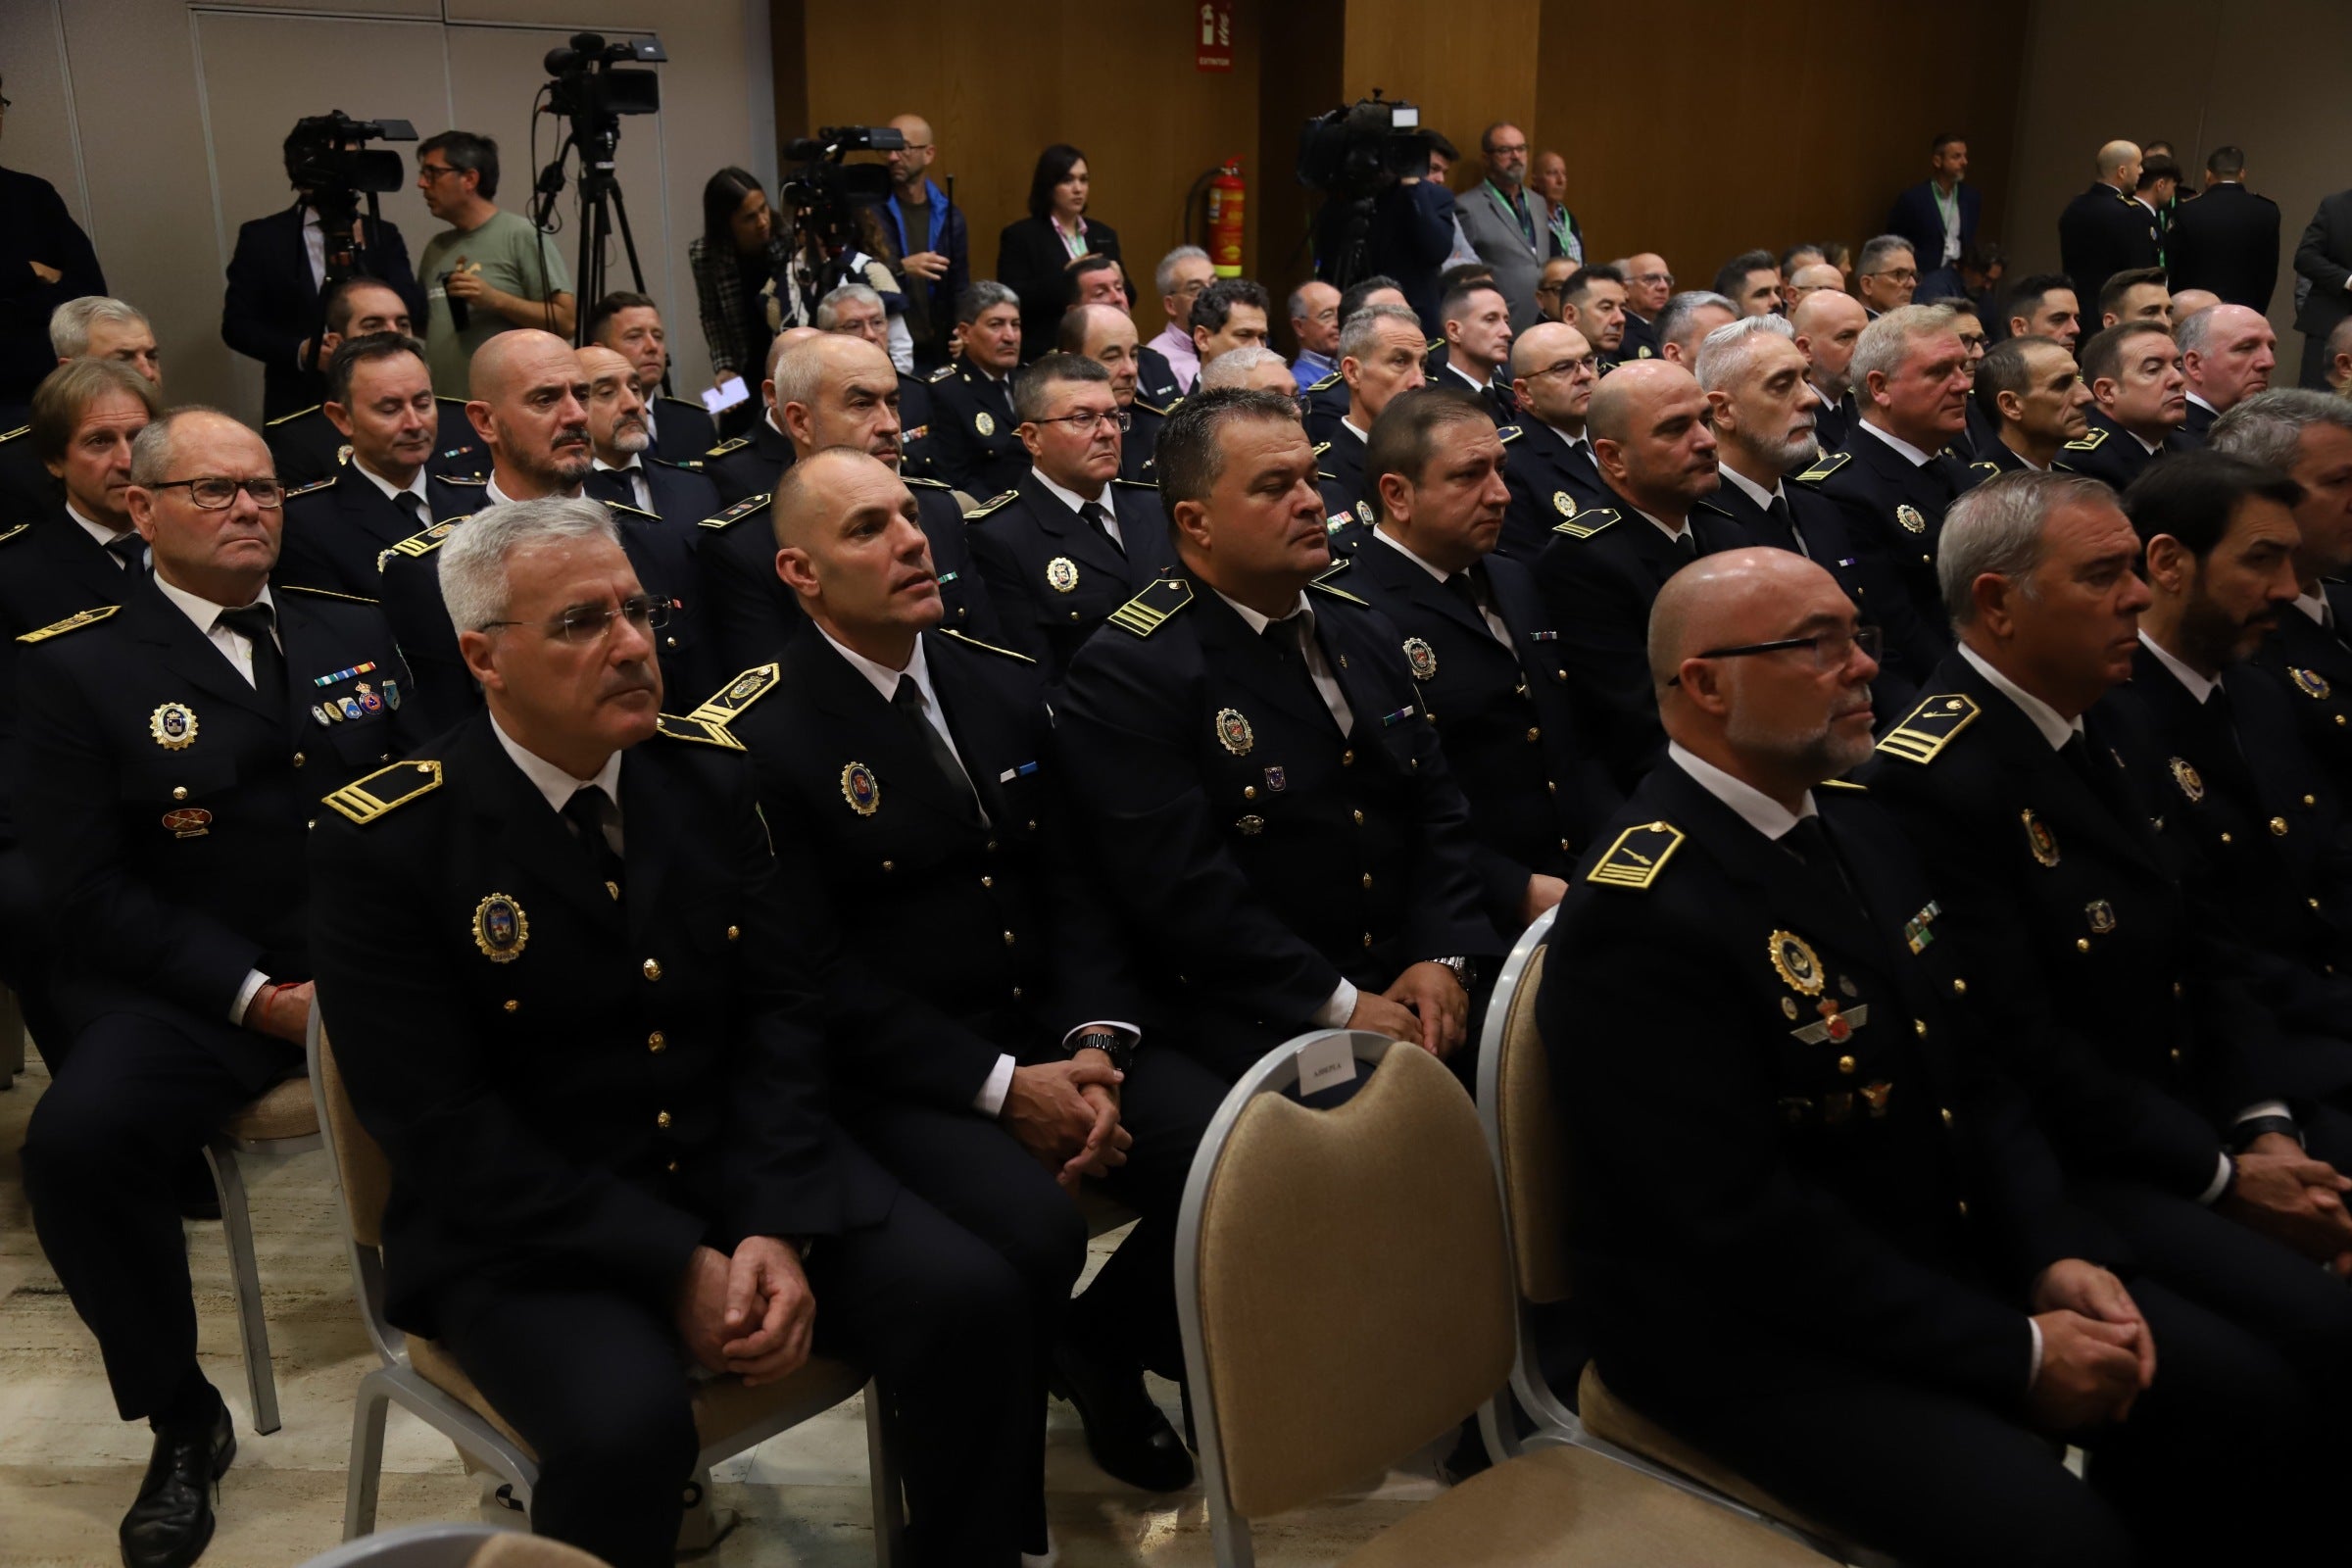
[1206,160,1246,277]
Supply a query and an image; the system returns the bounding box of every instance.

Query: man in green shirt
[414,130,576,395]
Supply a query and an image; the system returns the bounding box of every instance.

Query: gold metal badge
[2085,900,2117,934]
[1402,637,1438,681]
[975,412,996,437]
[2022,808,2059,867]
[1355,500,1374,525]
[1045,556,1080,594]
[1236,814,1265,835]
[1214,708,1254,756]
[471,893,528,962]
[2169,757,2204,802]
[841,761,881,816]
[1895,503,1927,535]
[1552,490,1577,518]
[1768,929,1825,996]
[149,703,199,750]
[2291,666,2332,700]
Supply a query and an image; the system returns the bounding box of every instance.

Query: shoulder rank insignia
[1108,576,1194,637]
[963,490,1018,519]
[278,584,381,605]
[1133,397,1173,416]
[1425,337,1446,353]
[1818,777,1869,792]
[1876,693,1982,764]
[940,627,1038,663]
[265,404,320,428]
[905,473,952,490]
[699,493,771,531]
[1497,424,1523,444]
[1306,371,1341,393]
[322,760,443,824]
[1110,475,1158,491]
[440,472,488,487]
[607,502,662,521]
[1969,460,2000,475]
[1550,507,1620,541]
[657,713,745,750]
[691,663,781,725]
[1793,451,1850,483]
[2064,428,2109,452]
[1311,440,1333,457]
[17,604,119,643]
[0,523,28,547]
[704,436,751,459]
[0,423,28,444]
[1587,819,1686,889]
[927,365,956,383]
[391,520,461,558]
[1308,561,1367,605]
[283,477,335,499]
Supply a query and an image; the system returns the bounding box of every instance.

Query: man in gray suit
[1456,122,1562,332]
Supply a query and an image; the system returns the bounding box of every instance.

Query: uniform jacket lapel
[789,630,976,825]
[122,580,280,725]
[1195,587,1341,733]
[458,716,626,930]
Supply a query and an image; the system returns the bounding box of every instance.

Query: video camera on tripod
[780,126,904,250]
[543,31,665,122]
[1297,91,1435,289]
[283,110,417,288]
[529,32,665,345]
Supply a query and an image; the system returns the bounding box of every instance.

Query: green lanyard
[1486,180,1536,250]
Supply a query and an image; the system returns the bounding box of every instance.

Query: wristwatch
[1434,956,1475,989]
[2231,1113,2302,1153]
[1068,1029,1136,1074]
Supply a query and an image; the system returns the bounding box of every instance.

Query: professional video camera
[780,125,904,229]
[529,32,665,338]
[1297,91,1433,203]
[543,32,665,122]
[283,110,417,288]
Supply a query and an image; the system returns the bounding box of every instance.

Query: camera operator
[1369,157,1460,335]
[414,130,575,396]
[0,71,108,423]
[584,290,715,464]
[264,277,488,488]
[222,117,426,422]
[879,113,968,372]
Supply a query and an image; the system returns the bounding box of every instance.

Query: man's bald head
[890,113,933,146]
[1789,262,1842,294]
[1587,359,1696,446]
[1649,547,1826,683]
[576,344,632,382]
[763,324,827,390]
[1510,320,1587,380]
[2096,140,2141,179]
[470,328,578,404]
[772,333,905,464]
[773,446,897,545]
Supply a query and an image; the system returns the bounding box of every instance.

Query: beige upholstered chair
[206,1071,323,1435]
[1176,1027,1833,1567]
[308,1012,903,1562]
[1472,910,1896,1566]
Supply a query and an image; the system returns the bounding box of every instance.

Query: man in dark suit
[1555,542,2325,1568]
[1498,321,1611,560]
[1343,388,1614,935]
[220,153,425,422]
[2053,323,2194,491]
[2292,184,2352,390]
[1533,360,1745,790]
[576,345,720,525]
[262,279,485,489]
[710,446,1223,1493]
[582,290,716,465]
[1973,334,2095,474]
[276,333,485,597]
[698,333,998,676]
[2168,148,2280,314]
[962,354,1170,679]
[312,495,1043,1567]
[1884,132,1979,299]
[2058,141,2161,315]
[1865,471,2352,1399]
[1056,387,1498,1080]
[1314,303,1429,539]
[0,106,107,416]
[18,407,424,1568]
[2177,304,2278,442]
[928,283,1029,500]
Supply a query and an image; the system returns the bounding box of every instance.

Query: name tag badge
[1297,1033,1357,1096]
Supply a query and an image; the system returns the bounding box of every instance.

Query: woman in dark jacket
[687,167,788,397]
[996,144,1120,363]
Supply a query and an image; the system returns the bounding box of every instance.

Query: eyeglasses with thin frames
[148,476,283,510]
[1027,409,1131,434]
[477,595,671,645]
[1666,625,1882,685]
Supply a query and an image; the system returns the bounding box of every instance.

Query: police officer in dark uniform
[1555,543,2321,1568]
[2058,148,2162,314]
[1498,321,1616,560]
[312,495,1044,1568]
[1055,387,1497,1081]
[696,334,999,676]
[1135,344,1185,410]
[17,408,425,1568]
[927,282,1029,500]
[1314,302,1430,549]
[1865,471,2352,1398]
[576,344,723,526]
[274,334,485,598]
[1797,304,1986,640]
[964,354,1172,679]
[580,289,717,465]
[2052,322,2195,492]
[1532,360,1746,791]
[811,281,938,474]
[1300,276,1409,449]
[1341,388,1616,936]
[262,279,485,488]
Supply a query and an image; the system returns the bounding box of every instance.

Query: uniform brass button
[1010,986,1023,999]
[291,752,306,767]
[2172,981,2184,999]
[666,1160,679,1175]
[1003,930,1016,946]
[1244,786,1257,799]
[882,859,895,872]
[1360,873,1372,889]
[1352,809,1365,825]
[1026,819,1037,831]
[1552,668,1567,683]
[648,1031,666,1053]
[2076,938,2091,952]
[1956,1200,1969,1219]
[643,958,662,980]
[2219,831,2232,844]
[981,875,994,889]
[605,880,620,901]
[1940,1107,1955,1127]
[503,1000,518,1013]
[2169,1047,2183,1063]
[1950,978,1967,997]
[656,1110,672,1129]
[1838,1054,1856,1075]
[1559,838,1572,852]
[1546,781,1557,796]
[1913,1019,1927,1038]
[664,636,677,649]
[2270,816,2288,836]
[1919,554,1932,566]
[1362,933,1374,947]
[985,840,999,853]
[1069,610,1080,619]
[2310,898,2323,910]
[725,925,739,941]
[1342,749,1354,766]
[1526,726,1541,742]
[2338,714,2348,727]
[172,786,188,801]
[2305,795,2318,807]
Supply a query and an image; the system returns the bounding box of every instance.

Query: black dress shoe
[121,1402,234,1568]
[1050,1342,1195,1493]
[174,1153,221,1223]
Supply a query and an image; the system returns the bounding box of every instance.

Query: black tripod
[531,112,648,347]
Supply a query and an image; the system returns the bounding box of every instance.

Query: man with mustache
[577,344,721,524]
[377,330,711,729]
[1976,335,2096,474]
[2054,322,2195,492]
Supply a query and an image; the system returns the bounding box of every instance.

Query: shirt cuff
[2233,1100,2293,1126]
[2026,1316,2043,1391]
[231,969,270,1026]
[973,1054,1017,1119]
[1312,980,1359,1030]
[2196,1151,2235,1206]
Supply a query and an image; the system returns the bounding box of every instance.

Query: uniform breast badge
[1236,814,1266,835]
[2085,900,2117,934]
[1767,929,1826,995]
[355,681,384,712]
[840,761,882,816]
[975,412,996,437]
[1552,491,1577,518]
[161,808,212,839]
[471,893,529,962]
[149,702,199,750]
[1789,995,1868,1046]
[1045,557,1080,594]
[2021,808,2060,867]
[383,679,401,710]
[1214,708,1254,756]
[1895,504,1927,534]
[1903,902,1941,954]
[1262,766,1287,792]
[2168,757,2204,802]
[2290,667,2332,700]
[1402,637,1438,681]
[1355,500,1374,525]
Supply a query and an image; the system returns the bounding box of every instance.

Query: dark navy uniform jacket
[0,508,151,840]
[582,454,722,527]
[275,466,485,599]
[2050,408,2196,493]
[704,415,796,508]
[265,398,486,490]
[648,396,716,466]
[965,474,1172,679]
[1497,419,1611,563]
[927,360,1026,500]
[1796,431,1984,643]
[2250,596,2352,807]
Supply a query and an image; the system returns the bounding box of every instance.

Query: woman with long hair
[997,143,1121,363]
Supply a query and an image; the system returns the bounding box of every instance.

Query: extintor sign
[1196,1,1234,72]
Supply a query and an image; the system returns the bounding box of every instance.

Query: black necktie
[1759,494,1803,556]
[103,532,145,573]
[586,467,638,510]
[395,490,428,529]
[1078,499,1124,558]
[1262,613,1346,734]
[1673,530,1699,563]
[562,786,624,895]
[2058,732,2135,826]
[1442,568,1507,645]
[1565,439,1599,483]
[1783,814,1860,903]
[892,676,983,821]
[218,603,288,722]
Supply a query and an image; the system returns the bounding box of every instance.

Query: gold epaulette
[906,474,953,490]
[1586,820,1685,890]
[0,423,28,444]
[699,494,770,531]
[278,584,380,605]
[1312,440,1333,457]
[1111,475,1158,490]
[1308,561,1367,605]
[389,520,464,558]
[607,502,661,521]
[1793,452,1850,483]
[1550,507,1620,541]
[1876,694,1982,764]
[963,490,1017,519]
[1107,576,1193,637]
[322,760,443,824]
[2063,428,2109,452]
[440,473,488,486]
[1305,371,1341,393]
[940,627,1038,663]
[283,476,335,499]
[657,712,745,750]
[1425,337,1445,353]
[1819,778,1868,792]
[0,522,28,547]
[927,365,956,384]
[705,436,751,459]
[436,395,468,405]
[1133,397,1174,416]
[1497,424,1523,444]
[17,605,118,643]
[1969,461,2000,474]
[691,663,781,725]
[265,404,319,428]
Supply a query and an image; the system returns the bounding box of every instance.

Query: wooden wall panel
[1344,0,1540,193]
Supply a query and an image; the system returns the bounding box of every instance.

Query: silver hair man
[439,497,621,635]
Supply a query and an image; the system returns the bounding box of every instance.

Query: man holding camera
[414,131,575,397]
[222,117,426,422]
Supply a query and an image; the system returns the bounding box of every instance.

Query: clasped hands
[1348,961,1469,1058]
[676,1237,813,1387]
[1003,1047,1129,1187]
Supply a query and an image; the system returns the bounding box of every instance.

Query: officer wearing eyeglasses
[15,406,421,1568]
[964,354,1173,678]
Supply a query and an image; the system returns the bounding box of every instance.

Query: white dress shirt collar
[1215,588,1313,636]
[1030,466,1112,523]
[2137,630,2220,704]
[1667,741,1816,840]
[1339,416,1369,444]
[1959,641,2082,749]
[2185,390,2220,417]
[489,712,625,817]
[1717,463,1783,511]
[2295,590,2332,628]
[65,501,134,553]
[1859,418,1935,467]
[817,621,936,710]
[354,460,431,512]
[1631,507,1690,545]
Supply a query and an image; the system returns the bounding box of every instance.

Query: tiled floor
[0,1056,1446,1566]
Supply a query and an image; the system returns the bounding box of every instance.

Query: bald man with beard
[1791,289,1870,451]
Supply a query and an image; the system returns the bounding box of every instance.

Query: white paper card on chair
[1298,1034,1357,1095]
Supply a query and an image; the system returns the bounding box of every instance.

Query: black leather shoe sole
[1050,1349,1197,1493]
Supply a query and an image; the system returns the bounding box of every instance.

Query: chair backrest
[311,1016,394,1251]
[1475,907,1573,1305]
[1179,1031,1516,1521]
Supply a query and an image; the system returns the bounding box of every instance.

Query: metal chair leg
[0,986,23,1091]
[344,1372,391,1540]
[205,1138,280,1435]
[862,1378,906,1567]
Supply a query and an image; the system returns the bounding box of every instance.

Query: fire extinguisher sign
[1196,1,1234,72]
